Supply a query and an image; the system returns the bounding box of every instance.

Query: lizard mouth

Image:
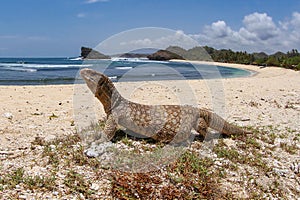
[80,68,104,94]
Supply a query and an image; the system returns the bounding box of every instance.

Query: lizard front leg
[99,114,118,143]
[91,114,118,145]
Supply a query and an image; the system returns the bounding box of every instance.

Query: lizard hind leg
[196,118,208,137]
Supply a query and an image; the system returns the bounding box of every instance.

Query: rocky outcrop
[166,46,211,61]
[119,53,149,58]
[147,50,184,61]
[81,47,110,59]
[147,46,211,61]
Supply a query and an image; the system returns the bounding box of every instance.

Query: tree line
[203,46,300,70]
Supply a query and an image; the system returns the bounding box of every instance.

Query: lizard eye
[98,78,105,86]
[89,77,95,82]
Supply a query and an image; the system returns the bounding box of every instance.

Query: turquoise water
[0,58,252,85]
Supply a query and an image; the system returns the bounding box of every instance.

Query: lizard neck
[95,77,123,115]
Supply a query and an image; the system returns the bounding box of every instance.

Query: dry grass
[0,124,299,199]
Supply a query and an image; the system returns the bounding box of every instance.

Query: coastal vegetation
[158,46,300,70]
[203,46,300,70]
[81,46,300,70]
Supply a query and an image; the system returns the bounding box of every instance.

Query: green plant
[23,175,56,191]
[0,168,56,192]
[280,142,299,154]
[166,151,220,199]
[214,144,240,162]
[120,135,134,147]
[111,151,221,199]
[246,138,261,149]
[64,170,93,197]
[4,167,24,189]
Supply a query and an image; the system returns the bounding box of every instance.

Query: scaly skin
[80,68,251,144]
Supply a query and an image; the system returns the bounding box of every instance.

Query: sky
[0,0,300,57]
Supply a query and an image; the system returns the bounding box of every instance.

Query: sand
[0,62,299,150]
[0,62,299,198]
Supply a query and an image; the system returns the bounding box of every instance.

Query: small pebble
[240,117,250,121]
[49,145,56,151]
[273,168,288,177]
[3,112,13,120]
[15,184,21,190]
[85,141,114,158]
[79,193,85,199]
[91,183,100,191]
[290,162,300,174]
[19,195,27,199]
[36,146,44,150]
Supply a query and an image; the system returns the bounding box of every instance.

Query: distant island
[80,46,300,71]
[147,49,184,61]
[81,47,111,59]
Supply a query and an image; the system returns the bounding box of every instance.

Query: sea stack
[81,47,111,59]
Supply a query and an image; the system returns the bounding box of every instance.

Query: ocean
[0,58,252,85]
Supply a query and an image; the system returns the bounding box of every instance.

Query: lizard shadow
[110,129,230,145]
[111,129,158,144]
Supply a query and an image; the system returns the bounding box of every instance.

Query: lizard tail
[200,109,252,136]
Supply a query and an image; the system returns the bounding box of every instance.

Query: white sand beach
[1,61,298,150]
[0,62,299,198]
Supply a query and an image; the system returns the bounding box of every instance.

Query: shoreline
[170,59,260,77]
[3,59,296,88]
[170,59,260,70]
[0,60,259,87]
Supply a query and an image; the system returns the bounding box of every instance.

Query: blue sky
[0,0,300,57]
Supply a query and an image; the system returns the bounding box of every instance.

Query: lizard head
[80,68,107,95]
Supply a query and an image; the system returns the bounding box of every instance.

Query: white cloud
[85,0,109,4]
[27,36,49,41]
[203,21,233,38]
[0,35,49,41]
[96,13,300,55]
[0,35,19,39]
[154,30,198,49]
[242,12,279,40]
[192,12,300,53]
[77,13,86,18]
[291,12,300,29]
[96,28,199,55]
[119,30,198,51]
[120,38,152,46]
